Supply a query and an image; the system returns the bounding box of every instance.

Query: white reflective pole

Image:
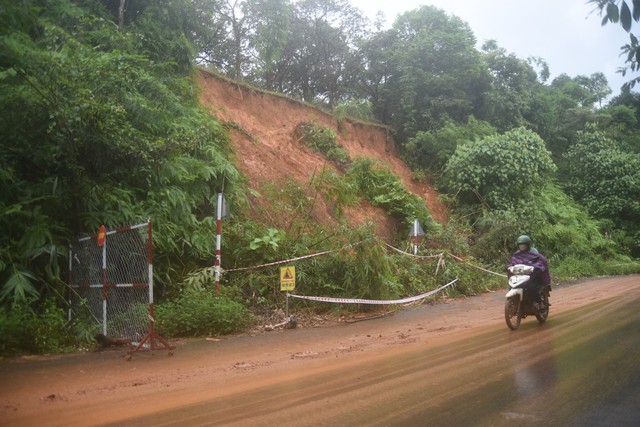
[413,219,419,255]
[215,193,223,292]
[102,237,107,336]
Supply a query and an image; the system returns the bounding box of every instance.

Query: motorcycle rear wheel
[505,296,521,330]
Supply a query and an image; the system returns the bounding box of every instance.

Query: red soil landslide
[197,71,448,241]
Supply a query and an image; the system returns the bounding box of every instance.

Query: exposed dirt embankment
[197,70,448,240]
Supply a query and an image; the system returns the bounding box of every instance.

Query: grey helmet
[516,235,532,248]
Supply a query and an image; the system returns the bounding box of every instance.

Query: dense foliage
[1,0,638,355]
[295,122,350,167]
[0,2,239,303]
[359,6,491,141]
[155,291,253,337]
[346,158,436,230]
[443,128,557,209]
[563,127,640,255]
[0,298,93,355]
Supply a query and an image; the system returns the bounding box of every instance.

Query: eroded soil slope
[197,71,447,240]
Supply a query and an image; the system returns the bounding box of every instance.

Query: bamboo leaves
[0,270,39,302]
[0,1,239,303]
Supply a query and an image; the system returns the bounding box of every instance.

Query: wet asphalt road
[112,278,640,427]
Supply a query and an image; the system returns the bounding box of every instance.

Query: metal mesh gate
[68,221,173,356]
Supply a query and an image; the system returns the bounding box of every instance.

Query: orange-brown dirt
[1,277,638,426]
[197,70,448,241]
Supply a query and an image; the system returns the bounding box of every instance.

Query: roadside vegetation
[1,0,639,356]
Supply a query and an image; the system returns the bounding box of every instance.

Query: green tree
[361,6,491,141]
[606,87,640,152]
[243,0,294,90]
[221,0,250,80]
[281,0,367,106]
[531,74,608,166]
[100,0,216,72]
[404,117,496,173]
[204,0,367,105]
[589,0,640,89]
[357,27,397,123]
[480,41,541,132]
[0,0,238,302]
[563,127,640,255]
[443,127,556,210]
[195,0,239,75]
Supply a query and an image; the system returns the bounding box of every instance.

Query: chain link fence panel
[68,222,151,344]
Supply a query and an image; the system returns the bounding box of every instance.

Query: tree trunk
[119,0,126,31]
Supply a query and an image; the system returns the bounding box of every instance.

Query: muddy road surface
[1,276,639,426]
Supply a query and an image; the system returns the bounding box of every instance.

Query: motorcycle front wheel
[505,296,521,330]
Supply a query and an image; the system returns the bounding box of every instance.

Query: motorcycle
[504,264,550,330]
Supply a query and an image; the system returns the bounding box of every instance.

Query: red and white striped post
[98,225,107,336]
[67,245,73,322]
[147,221,155,350]
[214,193,224,293]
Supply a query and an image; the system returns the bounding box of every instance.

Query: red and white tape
[385,243,506,278]
[222,242,505,278]
[223,241,368,273]
[287,278,458,305]
[222,249,337,272]
[446,253,507,278]
[385,243,444,259]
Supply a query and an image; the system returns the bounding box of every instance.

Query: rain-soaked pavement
[108,278,640,427]
[2,277,639,426]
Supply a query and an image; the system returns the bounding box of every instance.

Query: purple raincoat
[508,249,551,286]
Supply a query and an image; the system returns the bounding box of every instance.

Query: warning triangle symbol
[283,268,293,279]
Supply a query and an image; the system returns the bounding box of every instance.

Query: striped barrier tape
[446,253,507,278]
[221,241,504,278]
[223,249,337,272]
[287,278,458,305]
[385,243,443,259]
[385,243,506,278]
[222,241,368,273]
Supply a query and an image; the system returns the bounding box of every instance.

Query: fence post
[101,229,107,336]
[215,192,225,293]
[147,220,155,350]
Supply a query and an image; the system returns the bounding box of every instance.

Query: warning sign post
[280,266,295,319]
[280,266,296,291]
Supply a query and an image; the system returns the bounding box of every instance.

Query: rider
[507,235,550,311]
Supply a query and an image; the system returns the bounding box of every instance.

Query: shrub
[0,299,92,356]
[563,128,640,256]
[552,256,604,282]
[404,117,496,173]
[155,291,253,337]
[295,123,350,167]
[347,158,436,231]
[443,127,556,209]
[334,99,374,122]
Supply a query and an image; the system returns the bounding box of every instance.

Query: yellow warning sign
[280,266,296,291]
